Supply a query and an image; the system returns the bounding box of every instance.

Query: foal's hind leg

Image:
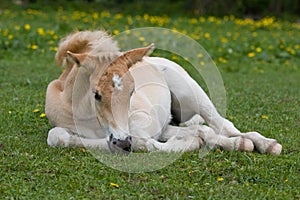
[153,58,281,154]
[195,125,254,152]
[153,125,253,152]
[242,132,282,155]
[179,114,205,127]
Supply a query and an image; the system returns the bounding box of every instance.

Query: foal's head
[67,44,154,153]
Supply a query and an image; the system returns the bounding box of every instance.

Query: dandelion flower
[33,109,40,113]
[24,24,31,30]
[31,44,38,50]
[197,53,203,58]
[50,47,58,52]
[139,36,145,42]
[204,33,210,39]
[261,115,269,119]
[171,55,178,61]
[221,37,228,43]
[113,30,120,35]
[110,183,119,188]
[14,25,21,30]
[248,52,255,58]
[92,12,98,20]
[37,28,45,36]
[217,177,224,181]
[39,113,46,118]
[256,47,262,53]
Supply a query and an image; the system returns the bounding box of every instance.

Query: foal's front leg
[47,127,110,150]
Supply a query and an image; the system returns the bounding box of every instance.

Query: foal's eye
[94,92,102,101]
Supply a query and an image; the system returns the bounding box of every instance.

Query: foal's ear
[119,43,155,68]
[66,51,87,66]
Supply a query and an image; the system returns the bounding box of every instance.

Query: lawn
[0,2,299,199]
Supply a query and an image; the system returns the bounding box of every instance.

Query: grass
[0,1,299,199]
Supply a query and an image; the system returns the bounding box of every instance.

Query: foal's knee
[47,127,72,147]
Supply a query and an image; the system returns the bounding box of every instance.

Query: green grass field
[0,2,299,199]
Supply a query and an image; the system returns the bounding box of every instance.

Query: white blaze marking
[112,73,123,90]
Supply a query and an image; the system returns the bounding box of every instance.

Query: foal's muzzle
[108,134,132,154]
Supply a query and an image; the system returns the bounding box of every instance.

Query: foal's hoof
[268,143,282,155]
[239,138,254,152]
[107,134,132,155]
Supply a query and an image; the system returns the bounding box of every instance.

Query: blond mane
[55,30,120,66]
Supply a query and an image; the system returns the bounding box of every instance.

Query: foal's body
[46,57,281,154]
[46,30,282,155]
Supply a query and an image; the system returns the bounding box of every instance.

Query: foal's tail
[55,30,120,66]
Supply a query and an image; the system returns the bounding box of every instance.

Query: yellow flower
[256,47,262,53]
[139,36,145,42]
[218,57,227,63]
[217,177,224,181]
[92,12,98,20]
[199,16,206,23]
[171,55,178,61]
[113,29,120,35]
[197,53,204,58]
[14,25,21,30]
[39,113,46,118]
[189,18,198,24]
[8,34,13,40]
[33,109,40,113]
[24,24,31,30]
[47,30,55,35]
[248,52,255,58]
[221,37,228,43]
[31,44,38,50]
[37,28,45,36]
[261,115,269,119]
[204,33,210,39]
[110,183,119,188]
[114,13,123,19]
[50,47,58,52]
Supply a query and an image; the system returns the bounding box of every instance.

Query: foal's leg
[179,114,205,127]
[135,125,203,152]
[242,132,282,155]
[195,125,254,152]
[149,57,241,136]
[136,124,253,153]
[149,57,282,154]
[47,127,109,150]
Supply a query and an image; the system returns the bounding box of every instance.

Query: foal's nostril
[112,141,117,145]
[123,145,131,152]
[126,136,132,141]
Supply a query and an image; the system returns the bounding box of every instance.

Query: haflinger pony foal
[46,30,282,155]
